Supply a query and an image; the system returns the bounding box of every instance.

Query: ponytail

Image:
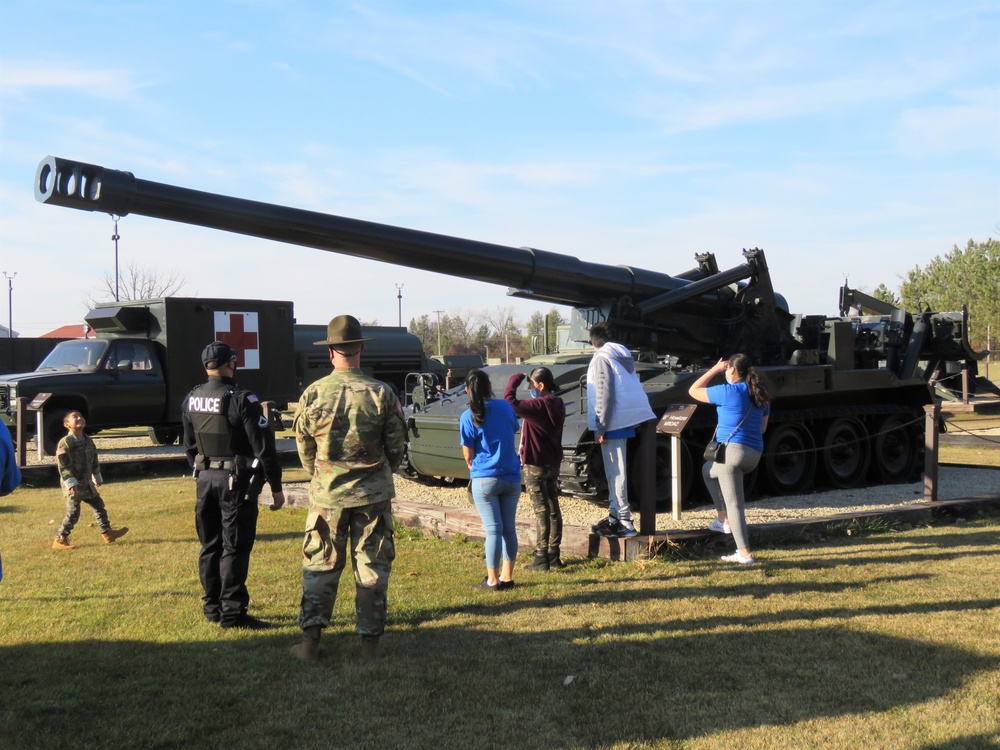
[728,353,770,409]
[465,369,493,427]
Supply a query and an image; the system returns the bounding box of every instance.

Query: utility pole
[395,283,404,327]
[434,309,444,356]
[111,214,121,301]
[2,271,15,338]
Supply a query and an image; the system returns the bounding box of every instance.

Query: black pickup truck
[0,297,297,454]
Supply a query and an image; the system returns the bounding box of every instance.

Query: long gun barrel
[36,155,727,312]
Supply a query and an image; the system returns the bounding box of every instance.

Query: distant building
[40,324,91,339]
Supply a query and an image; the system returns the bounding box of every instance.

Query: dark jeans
[195,469,259,624]
[524,464,562,555]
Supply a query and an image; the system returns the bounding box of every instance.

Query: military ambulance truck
[0,297,296,454]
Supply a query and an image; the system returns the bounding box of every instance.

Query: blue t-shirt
[707,381,770,452]
[459,399,522,481]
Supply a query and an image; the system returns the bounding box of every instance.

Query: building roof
[40,324,91,339]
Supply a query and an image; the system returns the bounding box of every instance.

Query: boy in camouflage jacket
[52,410,129,550]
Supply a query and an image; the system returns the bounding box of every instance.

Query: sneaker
[598,520,638,539]
[708,519,732,534]
[721,552,755,565]
[496,579,515,591]
[220,614,271,630]
[473,577,499,591]
[591,516,617,533]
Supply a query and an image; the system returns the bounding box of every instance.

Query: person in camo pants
[290,315,406,662]
[52,411,129,550]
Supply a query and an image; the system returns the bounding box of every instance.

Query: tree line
[869,238,998,356]
[407,307,568,363]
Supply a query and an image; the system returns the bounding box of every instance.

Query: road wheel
[652,435,694,509]
[869,414,919,483]
[762,422,816,495]
[820,417,871,488]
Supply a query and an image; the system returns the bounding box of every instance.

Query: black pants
[195,469,259,624]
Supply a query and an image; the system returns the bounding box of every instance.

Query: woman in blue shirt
[689,354,770,565]
[460,369,521,590]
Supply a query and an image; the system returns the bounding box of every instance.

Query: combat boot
[102,527,130,544]
[361,635,385,661]
[290,626,321,660]
[524,551,549,572]
[548,549,566,569]
[53,536,75,551]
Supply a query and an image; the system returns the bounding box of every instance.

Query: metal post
[961,367,969,404]
[395,284,403,327]
[923,403,940,503]
[16,397,27,467]
[2,271,14,337]
[434,309,443,356]
[671,434,682,521]
[111,214,121,301]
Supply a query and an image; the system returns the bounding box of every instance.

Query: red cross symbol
[216,313,258,367]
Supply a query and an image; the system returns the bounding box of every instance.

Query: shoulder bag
[703,407,752,464]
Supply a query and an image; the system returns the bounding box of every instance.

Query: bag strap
[722,407,752,443]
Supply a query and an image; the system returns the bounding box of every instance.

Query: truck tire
[148,426,180,446]
[43,409,70,457]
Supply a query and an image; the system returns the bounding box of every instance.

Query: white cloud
[0,61,144,98]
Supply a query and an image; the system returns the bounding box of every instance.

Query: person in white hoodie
[586,322,656,538]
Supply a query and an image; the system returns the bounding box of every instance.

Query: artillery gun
[34,156,991,505]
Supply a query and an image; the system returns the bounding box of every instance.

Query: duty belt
[206,458,236,470]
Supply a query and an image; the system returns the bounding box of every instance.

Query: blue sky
[1,0,997,337]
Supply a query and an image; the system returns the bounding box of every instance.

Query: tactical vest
[186,379,236,459]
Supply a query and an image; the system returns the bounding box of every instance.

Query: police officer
[290,315,406,661]
[181,341,285,630]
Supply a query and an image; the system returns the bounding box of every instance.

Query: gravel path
[21,430,999,531]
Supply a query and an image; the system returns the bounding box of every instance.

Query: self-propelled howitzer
[35,155,989,505]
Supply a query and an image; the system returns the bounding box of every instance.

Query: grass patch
[1,476,999,749]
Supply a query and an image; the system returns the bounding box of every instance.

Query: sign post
[656,404,697,521]
[27,393,52,460]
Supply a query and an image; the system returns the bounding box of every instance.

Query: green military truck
[0,297,297,454]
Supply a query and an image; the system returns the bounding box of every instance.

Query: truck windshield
[36,340,109,371]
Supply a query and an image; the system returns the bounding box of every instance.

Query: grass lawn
[2,472,999,749]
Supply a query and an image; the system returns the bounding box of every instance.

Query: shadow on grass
[390,570,932,615]
[1,620,995,749]
[0,503,28,514]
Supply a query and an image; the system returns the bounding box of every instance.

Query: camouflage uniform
[294,367,406,636]
[56,433,111,537]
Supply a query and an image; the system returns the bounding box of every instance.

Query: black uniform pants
[195,468,259,623]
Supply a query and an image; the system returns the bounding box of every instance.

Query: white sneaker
[708,519,732,534]
[721,552,755,565]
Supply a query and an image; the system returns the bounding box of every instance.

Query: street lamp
[395,284,404,327]
[110,214,121,301]
[2,271,15,338]
[434,309,444,356]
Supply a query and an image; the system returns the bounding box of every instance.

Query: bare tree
[481,305,520,363]
[89,262,187,306]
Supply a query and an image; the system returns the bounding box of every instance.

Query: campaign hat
[201,341,238,368]
[313,314,371,346]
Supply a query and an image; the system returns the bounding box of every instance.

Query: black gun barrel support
[36,155,710,311]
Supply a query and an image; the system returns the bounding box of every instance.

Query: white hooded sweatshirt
[586,342,656,435]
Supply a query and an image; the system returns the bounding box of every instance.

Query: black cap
[202,341,237,369]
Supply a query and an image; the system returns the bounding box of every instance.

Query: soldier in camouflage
[290,314,406,661]
[52,410,129,549]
